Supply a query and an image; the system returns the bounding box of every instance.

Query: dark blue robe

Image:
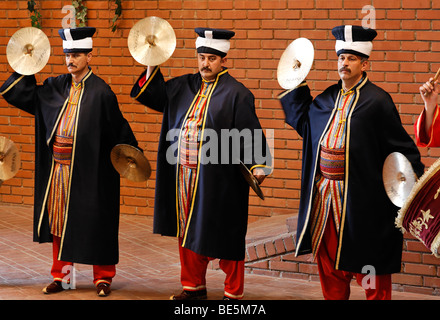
[131,67,271,261]
[279,74,424,274]
[0,69,139,265]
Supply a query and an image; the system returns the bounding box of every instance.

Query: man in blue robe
[131,28,271,300]
[279,25,424,299]
[0,27,139,297]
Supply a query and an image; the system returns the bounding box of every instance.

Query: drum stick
[423,67,440,96]
[431,67,440,84]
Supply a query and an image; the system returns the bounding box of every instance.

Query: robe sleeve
[278,82,312,138]
[0,72,38,115]
[233,85,272,175]
[103,87,140,151]
[379,93,425,178]
[414,105,440,147]
[130,66,167,113]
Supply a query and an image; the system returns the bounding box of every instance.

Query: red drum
[396,158,440,257]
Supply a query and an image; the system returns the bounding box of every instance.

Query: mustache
[339,67,350,73]
[67,63,77,68]
[201,67,211,72]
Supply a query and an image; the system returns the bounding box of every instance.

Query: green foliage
[72,0,87,27]
[110,0,122,32]
[27,0,42,29]
[27,1,123,32]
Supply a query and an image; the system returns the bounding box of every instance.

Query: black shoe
[171,289,207,300]
[96,282,111,297]
[42,281,65,294]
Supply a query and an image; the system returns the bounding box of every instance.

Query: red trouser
[179,239,245,299]
[316,216,392,300]
[51,236,116,286]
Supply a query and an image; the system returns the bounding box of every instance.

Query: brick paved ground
[0,204,438,303]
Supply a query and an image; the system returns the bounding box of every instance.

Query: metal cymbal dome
[383,152,417,207]
[6,27,51,75]
[111,144,151,182]
[128,16,176,66]
[277,38,314,90]
[0,137,21,182]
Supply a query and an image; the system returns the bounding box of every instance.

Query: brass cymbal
[0,137,21,182]
[128,16,176,66]
[111,144,151,182]
[277,38,314,90]
[383,152,416,207]
[6,27,51,75]
[239,161,265,200]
